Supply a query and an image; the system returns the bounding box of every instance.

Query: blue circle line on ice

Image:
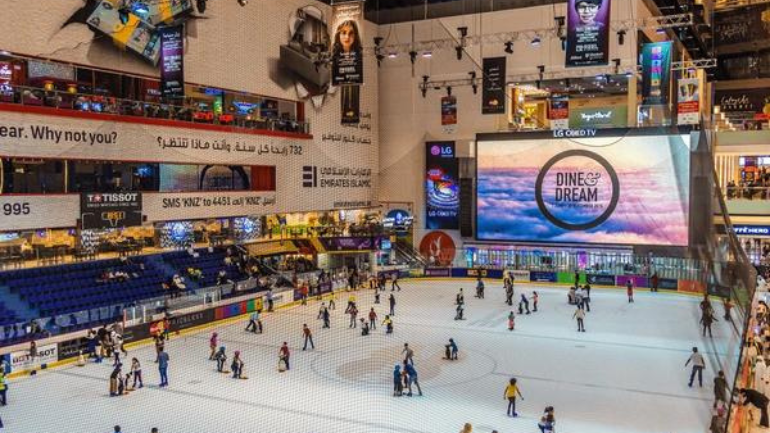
[535,149,620,231]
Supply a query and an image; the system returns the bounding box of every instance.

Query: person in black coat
[739,388,770,427]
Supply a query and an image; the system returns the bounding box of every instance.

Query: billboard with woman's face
[331,2,364,86]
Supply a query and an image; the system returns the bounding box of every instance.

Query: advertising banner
[331,1,364,86]
[616,275,648,288]
[549,95,569,130]
[160,25,185,100]
[566,0,611,67]
[441,95,458,133]
[87,1,161,65]
[715,88,770,119]
[586,274,616,285]
[1,195,79,231]
[509,269,531,281]
[341,85,361,125]
[80,192,143,230]
[9,343,57,372]
[569,106,628,129]
[318,236,380,251]
[476,129,691,246]
[677,78,700,125]
[426,142,459,229]
[659,278,679,290]
[642,41,673,106]
[530,271,557,282]
[482,57,506,114]
[424,268,452,277]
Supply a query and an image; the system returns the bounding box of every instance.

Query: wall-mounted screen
[476,129,691,245]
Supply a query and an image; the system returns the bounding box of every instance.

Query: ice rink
[1,279,739,433]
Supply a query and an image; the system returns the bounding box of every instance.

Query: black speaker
[459,178,474,238]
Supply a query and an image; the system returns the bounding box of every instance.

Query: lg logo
[431,145,454,158]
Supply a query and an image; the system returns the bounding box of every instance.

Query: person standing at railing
[739,388,770,428]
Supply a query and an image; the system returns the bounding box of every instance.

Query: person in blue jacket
[404,362,423,396]
[393,364,403,396]
[157,347,169,387]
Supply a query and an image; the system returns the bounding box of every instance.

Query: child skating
[507,311,515,331]
[503,378,524,417]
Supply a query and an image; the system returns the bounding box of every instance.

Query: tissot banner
[566,0,611,67]
[482,57,506,114]
[80,192,143,230]
[642,41,673,106]
[677,78,700,125]
[160,25,185,100]
[426,141,459,229]
[331,1,364,86]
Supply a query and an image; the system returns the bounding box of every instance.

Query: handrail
[3,85,310,135]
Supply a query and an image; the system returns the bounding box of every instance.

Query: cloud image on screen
[476,133,691,245]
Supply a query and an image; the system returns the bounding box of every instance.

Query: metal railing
[4,85,310,135]
[725,186,770,200]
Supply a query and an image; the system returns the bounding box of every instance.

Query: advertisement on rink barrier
[508,270,531,281]
[586,274,616,285]
[616,275,648,288]
[424,268,452,277]
[7,343,57,372]
[529,271,557,282]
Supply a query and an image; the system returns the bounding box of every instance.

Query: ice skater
[302,324,315,350]
[626,280,634,303]
[131,357,143,389]
[391,274,401,291]
[402,343,415,365]
[650,272,659,292]
[404,362,423,396]
[317,303,326,320]
[475,277,485,299]
[714,370,728,404]
[723,297,733,322]
[266,289,274,312]
[279,342,290,371]
[701,309,717,338]
[456,288,465,306]
[369,308,378,330]
[393,364,403,396]
[518,293,531,315]
[246,310,261,333]
[532,291,539,312]
[445,338,458,360]
[348,305,359,328]
[360,319,370,335]
[685,346,705,387]
[507,311,515,331]
[322,306,331,329]
[345,294,357,313]
[573,305,586,332]
[209,333,218,360]
[383,315,393,334]
[0,369,7,406]
[505,285,513,306]
[503,378,524,417]
[214,346,227,372]
[389,293,396,316]
[374,290,381,304]
[538,406,555,433]
[231,351,244,379]
[328,291,336,310]
[109,363,122,396]
[455,302,465,320]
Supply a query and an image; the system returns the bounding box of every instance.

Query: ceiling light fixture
[504,41,514,54]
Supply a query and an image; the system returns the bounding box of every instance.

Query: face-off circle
[535,149,619,231]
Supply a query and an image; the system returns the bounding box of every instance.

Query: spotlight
[422,50,433,58]
[388,51,398,59]
[504,41,514,54]
[409,50,417,64]
[196,0,207,13]
[457,26,468,39]
[237,0,248,6]
[531,36,541,47]
[612,58,621,74]
[376,53,385,67]
[555,16,566,38]
[455,46,463,61]
[374,37,383,47]
[560,36,567,51]
[118,7,130,24]
[538,65,545,81]
[469,71,478,94]
[656,28,666,35]
[421,75,429,98]
[617,30,626,45]
[447,86,452,97]
[536,80,541,89]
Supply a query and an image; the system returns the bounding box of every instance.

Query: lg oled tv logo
[302,166,318,188]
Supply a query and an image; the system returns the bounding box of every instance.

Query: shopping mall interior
[0,0,768,432]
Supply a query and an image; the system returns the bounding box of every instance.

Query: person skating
[360,319,370,335]
[507,311,515,331]
[402,343,415,366]
[455,302,465,321]
[577,286,591,312]
[302,324,315,350]
[475,277,485,299]
[538,406,555,433]
[279,342,290,371]
[383,315,393,334]
[714,370,728,404]
[345,294,357,313]
[369,308,378,330]
[266,289,274,312]
[446,338,458,360]
[573,306,586,332]
[505,285,513,306]
[109,363,122,396]
[723,297,733,322]
[153,335,165,364]
[650,272,659,292]
[246,310,261,333]
[328,291,336,310]
[208,333,218,360]
[374,290,380,304]
[393,364,403,396]
[503,377,524,417]
[584,282,591,299]
[739,388,770,428]
[231,351,244,379]
[214,346,228,373]
[322,306,331,329]
[404,362,423,396]
[131,357,143,389]
[685,346,705,387]
[456,288,465,306]
[518,293,531,315]
[348,304,359,328]
[391,274,401,291]
[532,291,539,312]
[701,309,717,338]
[389,293,396,316]
[626,280,634,303]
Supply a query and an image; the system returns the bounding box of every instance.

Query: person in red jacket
[626,280,634,303]
[279,342,290,370]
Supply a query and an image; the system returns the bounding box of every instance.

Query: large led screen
[476,129,691,245]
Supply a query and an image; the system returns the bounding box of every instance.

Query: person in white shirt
[755,355,769,395]
[685,346,706,387]
[572,307,586,332]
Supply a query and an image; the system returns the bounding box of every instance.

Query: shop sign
[569,106,627,129]
[715,88,770,118]
[732,225,770,236]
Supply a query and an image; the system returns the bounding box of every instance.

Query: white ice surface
[1,280,737,433]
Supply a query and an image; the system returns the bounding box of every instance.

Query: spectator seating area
[0,303,19,327]
[163,248,245,285]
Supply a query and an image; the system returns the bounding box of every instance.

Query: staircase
[394,240,429,267]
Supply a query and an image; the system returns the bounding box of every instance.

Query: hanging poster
[341,85,360,124]
[160,25,185,100]
[642,41,672,106]
[677,78,700,125]
[426,141,459,230]
[331,1,364,86]
[566,0,611,67]
[441,95,458,133]
[482,57,506,114]
[549,94,569,129]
